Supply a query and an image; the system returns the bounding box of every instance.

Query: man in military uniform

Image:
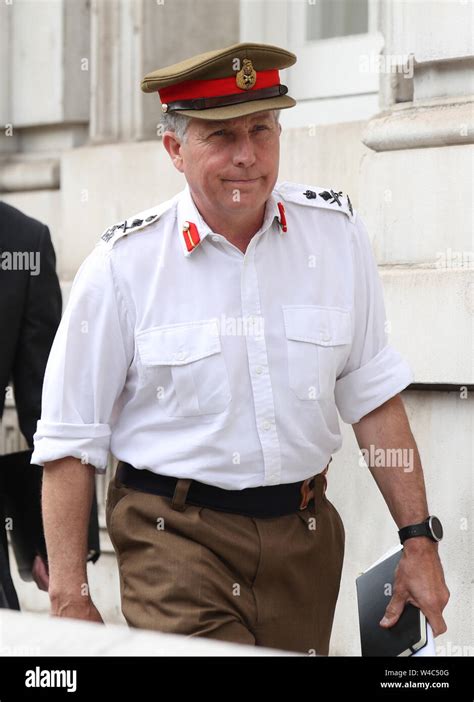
[32,43,449,654]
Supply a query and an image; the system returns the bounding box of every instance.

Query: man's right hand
[42,459,102,624]
[50,593,104,624]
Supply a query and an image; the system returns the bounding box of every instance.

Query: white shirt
[31,182,414,490]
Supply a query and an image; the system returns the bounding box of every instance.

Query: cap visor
[171,94,296,121]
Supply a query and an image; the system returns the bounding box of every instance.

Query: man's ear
[162,131,184,173]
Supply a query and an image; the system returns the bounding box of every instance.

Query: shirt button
[262,420,271,431]
[212,235,220,242]
[175,351,186,361]
[255,366,263,374]
[320,332,331,342]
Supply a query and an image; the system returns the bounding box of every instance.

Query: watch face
[429,516,443,541]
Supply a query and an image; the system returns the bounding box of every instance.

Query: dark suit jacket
[0,202,100,609]
[0,202,62,444]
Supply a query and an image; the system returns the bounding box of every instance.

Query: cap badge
[236,59,257,90]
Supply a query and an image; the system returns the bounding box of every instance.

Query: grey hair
[160,108,281,142]
[160,111,193,142]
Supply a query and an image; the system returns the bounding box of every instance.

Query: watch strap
[399,520,431,544]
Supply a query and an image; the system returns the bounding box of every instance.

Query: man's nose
[232,134,256,168]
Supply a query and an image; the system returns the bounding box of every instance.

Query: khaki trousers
[106,469,345,654]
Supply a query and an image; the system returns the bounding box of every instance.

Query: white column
[90,0,240,143]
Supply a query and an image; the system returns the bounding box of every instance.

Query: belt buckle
[321,464,329,495]
[299,460,331,510]
[299,477,315,510]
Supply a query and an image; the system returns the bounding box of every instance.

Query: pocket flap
[282,305,351,346]
[136,319,221,365]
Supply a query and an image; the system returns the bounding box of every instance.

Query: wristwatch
[398,516,443,545]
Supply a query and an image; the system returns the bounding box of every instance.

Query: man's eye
[253,125,269,132]
[211,129,227,137]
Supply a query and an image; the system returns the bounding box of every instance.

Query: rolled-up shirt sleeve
[31,245,133,472]
[335,213,414,424]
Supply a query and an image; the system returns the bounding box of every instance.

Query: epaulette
[276,181,356,224]
[98,196,177,249]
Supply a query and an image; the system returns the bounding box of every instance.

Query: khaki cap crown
[141,42,297,121]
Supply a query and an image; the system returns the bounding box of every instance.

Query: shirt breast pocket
[136,319,231,417]
[282,305,352,401]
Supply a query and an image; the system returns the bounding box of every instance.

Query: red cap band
[159,69,280,103]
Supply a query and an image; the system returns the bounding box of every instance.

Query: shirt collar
[177,183,287,257]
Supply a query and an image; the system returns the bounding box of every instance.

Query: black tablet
[356,549,428,657]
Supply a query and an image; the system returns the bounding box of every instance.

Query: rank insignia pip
[276,182,356,223]
[98,196,179,249]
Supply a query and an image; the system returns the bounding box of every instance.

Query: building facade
[1,0,472,655]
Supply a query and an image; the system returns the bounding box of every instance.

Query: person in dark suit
[0,201,100,609]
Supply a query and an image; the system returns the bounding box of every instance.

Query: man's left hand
[379,539,450,637]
